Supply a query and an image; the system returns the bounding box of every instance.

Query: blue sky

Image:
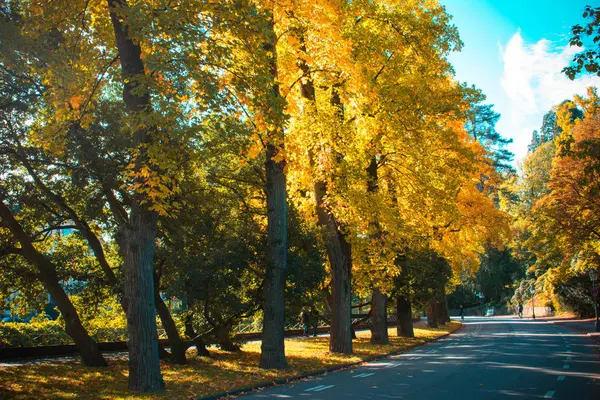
[441,0,600,165]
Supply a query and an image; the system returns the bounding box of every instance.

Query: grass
[0,322,460,400]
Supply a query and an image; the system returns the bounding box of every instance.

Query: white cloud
[499,31,600,163]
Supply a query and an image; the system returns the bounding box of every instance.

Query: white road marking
[353,372,375,378]
[427,350,438,354]
[563,365,570,369]
[544,390,556,398]
[365,362,398,368]
[557,376,565,381]
[409,357,422,360]
[305,385,326,391]
[385,362,404,368]
[313,385,335,392]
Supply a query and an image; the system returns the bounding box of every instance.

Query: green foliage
[555,274,596,317]
[0,303,128,347]
[0,320,71,348]
[0,1,518,368]
[563,6,600,80]
[476,247,522,303]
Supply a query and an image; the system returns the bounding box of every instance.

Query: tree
[540,91,600,264]
[0,200,107,367]
[563,6,600,80]
[0,10,109,366]
[106,0,165,390]
[501,90,598,315]
[528,130,542,153]
[465,103,514,173]
[283,0,481,354]
[257,9,289,370]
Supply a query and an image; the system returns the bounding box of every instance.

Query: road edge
[550,320,600,345]
[198,321,464,400]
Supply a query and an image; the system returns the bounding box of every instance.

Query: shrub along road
[233,316,600,400]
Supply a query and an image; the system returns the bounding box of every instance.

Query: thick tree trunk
[259,142,288,368]
[259,16,288,370]
[108,0,163,391]
[436,295,449,325]
[396,295,414,338]
[119,213,163,391]
[436,301,446,326]
[326,225,353,354]
[297,41,352,354]
[370,288,389,344]
[154,289,187,364]
[365,158,388,345]
[0,201,107,367]
[426,300,439,328]
[442,294,451,323]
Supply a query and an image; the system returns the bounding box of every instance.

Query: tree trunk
[396,295,414,338]
[295,38,352,354]
[365,157,388,345]
[0,200,107,367]
[154,289,187,364]
[119,213,163,391]
[442,294,451,323]
[437,301,446,326]
[259,16,288,370]
[41,270,107,366]
[327,230,353,354]
[426,300,439,328]
[184,315,210,357]
[18,153,126,312]
[437,295,450,324]
[216,326,239,352]
[158,343,171,360]
[108,0,163,391]
[370,288,389,344]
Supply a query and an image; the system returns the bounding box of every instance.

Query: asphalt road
[235,316,600,400]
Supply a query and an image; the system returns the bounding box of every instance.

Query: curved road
[235,317,600,400]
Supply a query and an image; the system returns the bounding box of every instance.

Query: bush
[0,301,130,348]
[0,320,71,348]
[0,295,190,347]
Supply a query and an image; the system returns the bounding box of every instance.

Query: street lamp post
[589,268,599,332]
[530,287,536,319]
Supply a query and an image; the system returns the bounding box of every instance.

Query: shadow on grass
[0,323,459,400]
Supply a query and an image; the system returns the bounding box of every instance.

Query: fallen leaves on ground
[0,322,460,399]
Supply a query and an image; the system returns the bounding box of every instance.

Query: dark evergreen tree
[528,130,541,153]
[465,104,514,173]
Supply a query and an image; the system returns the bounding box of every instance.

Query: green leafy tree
[563,6,600,80]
